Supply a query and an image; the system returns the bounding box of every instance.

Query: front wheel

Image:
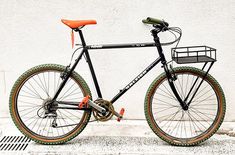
[9,64,92,144]
[145,66,226,146]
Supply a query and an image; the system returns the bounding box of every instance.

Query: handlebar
[142,17,169,27]
[142,17,182,46]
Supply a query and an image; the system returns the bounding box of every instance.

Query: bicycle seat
[61,19,97,29]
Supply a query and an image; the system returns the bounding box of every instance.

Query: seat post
[77,29,86,47]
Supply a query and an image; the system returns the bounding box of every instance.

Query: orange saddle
[61,19,97,29]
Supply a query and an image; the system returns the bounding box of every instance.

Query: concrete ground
[0,118,235,155]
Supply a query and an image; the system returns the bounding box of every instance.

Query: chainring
[92,99,114,122]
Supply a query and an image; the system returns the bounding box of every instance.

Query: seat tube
[78,30,103,98]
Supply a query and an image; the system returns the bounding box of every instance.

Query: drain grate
[0,136,31,151]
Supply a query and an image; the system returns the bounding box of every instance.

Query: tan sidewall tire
[9,64,92,144]
[144,67,226,146]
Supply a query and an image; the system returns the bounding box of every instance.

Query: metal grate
[0,136,31,151]
[171,45,216,64]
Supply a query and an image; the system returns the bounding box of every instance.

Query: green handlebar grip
[142,19,154,24]
[142,17,169,27]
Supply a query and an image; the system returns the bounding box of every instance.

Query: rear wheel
[9,64,92,144]
[145,67,226,146]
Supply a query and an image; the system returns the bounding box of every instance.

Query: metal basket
[171,46,216,64]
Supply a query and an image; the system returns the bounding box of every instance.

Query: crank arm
[113,108,125,121]
[113,110,122,118]
[88,100,106,114]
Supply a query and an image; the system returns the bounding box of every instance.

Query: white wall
[0,0,234,121]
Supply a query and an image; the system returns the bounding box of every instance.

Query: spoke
[36,115,45,134]
[186,110,199,136]
[158,87,177,101]
[191,102,216,106]
[155,92,177,101]
[154,106,178,114]
[183,116,187,138]
[57,81,76,100]
[32,76,48,97]
[177,75,185,99]
[18,106,41,112]
[18,106,39,116]
[155,109,181,120]
[192,84,209,99]
[37,74,49,97]
[61,96,83,101]
[190,107,216,111]
[172,111,185,137]
[57,116,65,135]
[190,107,215,120]
[23,83,43,99]
[31,113,43,131]
[191,94,216,107]
[63,109,82,120]
[152,102,178,107]
[184,74,189,98]
[42,116,49,136]
[187,75,196,99]
[160,109,181,133]
[57,110,71,132]
[23,112,42,124]
[21,89,39,99]
[18,100,41,106]
[174,80,184,99]
[55,75,61,93]
[25,111,44,128]
[42,73,49,96]
[193,88,213,102]
[54,72,56,95]
[19,94,42,100]
[59,110,80,124]
[187,110,207,130]
[48,72,50,96]
[162,83,177,100]
[153,98,177,107]
[47,119,52,137]
[18,105,41,108]
[153,105,178,109]
[59,91,82,101]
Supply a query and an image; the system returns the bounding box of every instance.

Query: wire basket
[171,46,216,64]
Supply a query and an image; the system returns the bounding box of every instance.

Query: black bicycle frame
[53,29,187,109]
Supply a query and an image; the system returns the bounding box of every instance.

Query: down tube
[110,57,162,103]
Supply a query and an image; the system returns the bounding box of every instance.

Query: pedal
[117,108,125,122]
[79,95,90,108]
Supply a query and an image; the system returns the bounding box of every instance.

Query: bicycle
[9,17,226,146]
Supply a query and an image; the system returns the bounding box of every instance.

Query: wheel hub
[42,97,57,117]
[42,97,52,111]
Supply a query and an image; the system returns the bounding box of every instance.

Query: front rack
[171,46,216,64]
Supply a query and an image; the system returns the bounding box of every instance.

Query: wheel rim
[15,69,88,139]
[150,71,219,140]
